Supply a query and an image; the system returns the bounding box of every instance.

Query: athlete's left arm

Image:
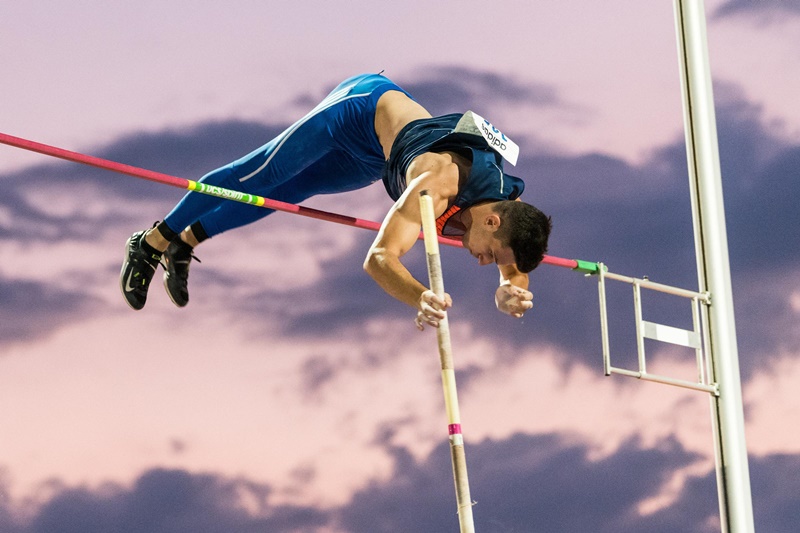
[495,264,534,318]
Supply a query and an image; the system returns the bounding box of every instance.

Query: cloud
[96,120,288,185]
[0,469,328,533]
[396,65,566,117]
[749,454,800,532]
[712,0,800,23]
[504,79,800,373]
[338,431,709,533]
[0,275,101,348]
[9,435,800,532]
[636,452,800,533]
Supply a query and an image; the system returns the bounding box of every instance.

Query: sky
[1,1,799,532]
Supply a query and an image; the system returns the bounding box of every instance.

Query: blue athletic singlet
[162,73,411,238]
[162,74,525,241]
[382,113,525,236]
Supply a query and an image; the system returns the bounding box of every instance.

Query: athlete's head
[492,200,552,273]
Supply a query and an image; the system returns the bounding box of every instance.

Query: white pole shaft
[419,190,475,533]
[674,1,755,531]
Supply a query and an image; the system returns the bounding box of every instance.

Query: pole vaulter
[0,131,599,274]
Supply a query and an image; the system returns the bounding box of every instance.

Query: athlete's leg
[195,147,384,236]
[156,147,384,308]
[159,73,396,242]
[121,73,405,309]
[159,119,332,243]
[168,74,400,239]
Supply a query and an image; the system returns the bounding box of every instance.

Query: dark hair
[492,200,552,273]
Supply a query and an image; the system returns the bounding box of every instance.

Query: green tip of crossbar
[572,259,606,274]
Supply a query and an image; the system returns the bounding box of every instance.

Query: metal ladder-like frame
[596,263,719,396]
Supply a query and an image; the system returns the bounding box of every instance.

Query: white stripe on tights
[239,88,370,183]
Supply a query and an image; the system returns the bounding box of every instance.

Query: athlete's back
[374,90,432,159]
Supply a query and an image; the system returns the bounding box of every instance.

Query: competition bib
[454,111,519,166]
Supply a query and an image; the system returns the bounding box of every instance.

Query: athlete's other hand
[495,282,533,318]
[415,289,452,331]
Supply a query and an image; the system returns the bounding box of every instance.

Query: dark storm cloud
[0,161,123,242]
[712,0,800,22]
[0,469,327,533]
[2,439,798,532]
[749,454,800,532]
[97,120,283,181]
[711,82,800,273]
[0,434,710,533]
[339,432,713,533]
[397,65,564,117]
[637,453,800,533]
[0,275,101,348]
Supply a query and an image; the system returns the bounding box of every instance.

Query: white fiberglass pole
[419,190,476,533]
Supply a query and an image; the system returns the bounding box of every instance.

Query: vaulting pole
[419,190,475,533]
[674,1,755,531]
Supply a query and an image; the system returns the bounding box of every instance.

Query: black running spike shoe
[161,240,199,308]
[120,230,162,310]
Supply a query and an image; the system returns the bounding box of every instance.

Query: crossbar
[0,131,590,272]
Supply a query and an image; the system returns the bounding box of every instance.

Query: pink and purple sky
[1,1,799,531]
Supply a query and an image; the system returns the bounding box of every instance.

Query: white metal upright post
[673,1,755,531]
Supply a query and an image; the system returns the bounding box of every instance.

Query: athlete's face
[462,217,516,267]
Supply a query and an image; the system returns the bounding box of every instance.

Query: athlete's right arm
[363,165,454,329]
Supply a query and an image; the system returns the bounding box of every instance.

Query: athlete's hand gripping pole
[419,190,476,533]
